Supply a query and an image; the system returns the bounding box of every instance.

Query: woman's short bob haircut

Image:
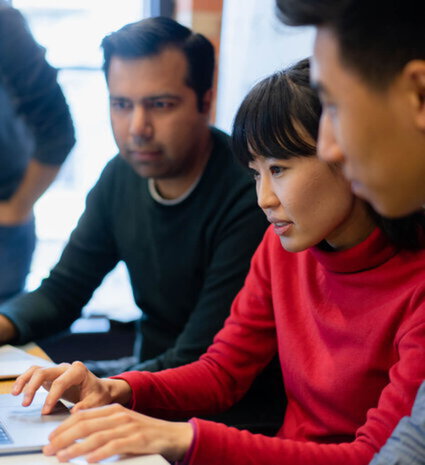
[232,58,425,250]
[232,58,320,164]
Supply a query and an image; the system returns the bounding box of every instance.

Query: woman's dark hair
[233,58,319,165]
[101,16,214,111]
[232,58,425,250]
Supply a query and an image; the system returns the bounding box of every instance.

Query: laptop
[0,390,69,454]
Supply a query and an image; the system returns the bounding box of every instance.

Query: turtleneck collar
[309,227,398,273]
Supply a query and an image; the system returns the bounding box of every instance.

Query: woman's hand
[12,361,132,414]
[43,404,194,463]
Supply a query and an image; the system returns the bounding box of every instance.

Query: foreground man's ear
[403,60,425,131]
[201,88,213,115]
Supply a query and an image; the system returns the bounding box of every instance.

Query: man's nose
[317,112,344,163]
[129,105,153,140]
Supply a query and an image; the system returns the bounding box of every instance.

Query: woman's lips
[272,222,293,236]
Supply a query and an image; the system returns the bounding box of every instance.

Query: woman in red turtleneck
[13,59,425,465]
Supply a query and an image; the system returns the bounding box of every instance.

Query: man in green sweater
[0,17,282,432]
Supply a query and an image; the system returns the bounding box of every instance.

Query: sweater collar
[309,228,398,273]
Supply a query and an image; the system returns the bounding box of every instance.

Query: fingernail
[57,450,69,462]
[42,402,52,414]
[43,445,54,455]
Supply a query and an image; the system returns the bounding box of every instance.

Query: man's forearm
[0,314,18,344]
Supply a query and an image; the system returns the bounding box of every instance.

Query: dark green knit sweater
[1,128,268,371]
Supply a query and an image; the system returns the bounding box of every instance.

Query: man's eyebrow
[109,94,181,101]
[109,95,130,102]
[143,94,181,101]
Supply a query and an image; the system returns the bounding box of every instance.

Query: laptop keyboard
[0,423,12,445]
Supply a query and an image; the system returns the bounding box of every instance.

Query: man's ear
[403,60,425,131]
[201,88,213,114]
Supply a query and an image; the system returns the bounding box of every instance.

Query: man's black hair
[101,16,215,110]
[275,0,425,89]
[232,58,425,250]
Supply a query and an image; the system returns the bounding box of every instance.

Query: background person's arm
[369,381,425,465]
[0,3,75,225]
[0,160,60,225]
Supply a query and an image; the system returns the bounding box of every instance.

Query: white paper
[0,345,54,379]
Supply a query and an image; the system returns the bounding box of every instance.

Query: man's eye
[155,101,169,108]
[111,100,131,110]
[148,100,175,110]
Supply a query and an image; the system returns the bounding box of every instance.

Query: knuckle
[72,360,86,370]
[58,362,71,369]
[95,430,110,443]
[79,423,91,436]
[51,377,66,388]
[110,403,124,414]
[73,410,88,421]
[110,437,127,449]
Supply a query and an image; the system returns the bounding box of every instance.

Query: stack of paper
[0,345,54,379]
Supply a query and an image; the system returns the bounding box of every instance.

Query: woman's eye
[270,165,286,175]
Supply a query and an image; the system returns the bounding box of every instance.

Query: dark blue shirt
[0,1,75,199]
[370,381,425,465]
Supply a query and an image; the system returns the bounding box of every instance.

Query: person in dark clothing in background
[0,16,283,433]
[0,0,75,302]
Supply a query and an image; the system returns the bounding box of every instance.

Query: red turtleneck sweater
[116,227,425,465]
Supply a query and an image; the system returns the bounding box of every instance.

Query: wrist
[169,422,194,462]
[105,378,132,406]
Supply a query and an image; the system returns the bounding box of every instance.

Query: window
[15,0,145,321]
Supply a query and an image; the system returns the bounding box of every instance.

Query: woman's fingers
[12,364,71,409]
[45,405,133,458]
[12,365,42,395]
[41,361,89,413]
[49,404,122,441]
[43,404,193,463]
[11,361,102,414]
